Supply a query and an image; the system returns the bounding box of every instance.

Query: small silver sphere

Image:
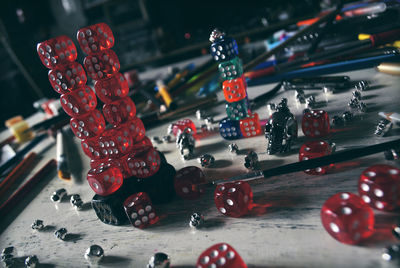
[84,245,104,265]
[147,252,170,268]
[25,255,39,268]
[54,228,68,240]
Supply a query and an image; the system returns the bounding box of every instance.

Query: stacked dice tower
[37,23,176,228]
[209,29,261,140]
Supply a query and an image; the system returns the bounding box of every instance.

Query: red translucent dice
[123,192,159,229]
[214,181,253,217]
[98,128,133,158]
[174,166,206,200]
[321,192,374,244]
[81,137,103,160]
[222,75,247,103]
[94,73,129,103]
[83,49,120,80]
[197,243,247,268]
[299,140,333,175]
[77,23,114,55]
[118,117,146,143]
[132,136,152,151]
[87,163,123,196]
[48,62,87,94]
[102,97,136,125]
[170,119,197,136]
[239,112,261,138]
[302,109,330,138]
[358,165,400,211]
[60,86,97,118]
[37,36,77,69]
[125,147,161,178]
[70,110,105,139]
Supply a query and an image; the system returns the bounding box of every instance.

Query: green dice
[226,99,248,120]
[218,57,243,80]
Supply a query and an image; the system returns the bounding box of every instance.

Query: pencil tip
[58,170,71,180]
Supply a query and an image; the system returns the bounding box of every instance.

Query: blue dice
[210,37,239,62]
[219,117,242,140]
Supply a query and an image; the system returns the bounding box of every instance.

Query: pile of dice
[37,23,176,228]
[209,29,261,140]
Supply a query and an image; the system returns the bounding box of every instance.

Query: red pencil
[0,159,56,218]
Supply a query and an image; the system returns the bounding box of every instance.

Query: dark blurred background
[0,0,329,124]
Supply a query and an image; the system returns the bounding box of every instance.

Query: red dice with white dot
[358,165,400,211]
[94,73,129,103]
[321,192,374,245]
[222,75,247,103]
[170,119,197,136]
[174,166,206,200]
[37,36,77,69]
[77,23,114,55]
[60,86,97,118]
[98,128,133,159]
[196,243,247,268]
[81,137,104,160]
[87,163,123,196]
[70,110,105,139]
[299,140,333,175]
[239,112,261,138]
[125,146,161,178]
[48,62,87,94]
[123,192,159,229]
[214,181,253,218]
[132,136,152,151]
[117,117,146,143]
[83,49,120,80]
[102,96,136,125]
[302,109,330,138]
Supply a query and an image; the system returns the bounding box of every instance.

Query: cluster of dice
[37,23,176,229]
[208,29,261,140]
[1,247,38,268]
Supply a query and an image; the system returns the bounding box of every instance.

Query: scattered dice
[198,154,215,168]
[70,194,84,210]
[54,228,68,241]
[228,143,239,154]
[299,141,334,175]
[31,219,44,230]
[25,255,39,268]
[189,212,204,229]
[214,181,253,218]
[196,243,247,268]
[219,118,242,140]
[174,166,206,200]
[50,188,67,202]
[147,252,170,268]
[358,165,400,211]
[123,192,159,229]
[169,119,197,136]
[375,119,393,137]
[382,244,400,262]
[302,109,330,138]
[84,245,104,265]
[320,192,374,244]
[244,151,258,170]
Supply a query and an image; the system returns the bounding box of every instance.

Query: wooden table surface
[0,65,399,268]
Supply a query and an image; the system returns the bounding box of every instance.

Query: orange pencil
[0,152,37,198]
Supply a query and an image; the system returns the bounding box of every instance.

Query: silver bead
[152,136,162,144]
[189,213,204,228]
[352,90,362,100]
[147,252,170,268]
[382,244,400,262]
[54,228,68,240]
[1,247,16,260]
[355,80,368,91]
[31,219,44,230]
[51,188,67,202]
[84,245,104,265]
[70,194,84,210]
[358,102,367,113]
[198,154,215,167]
[162,135,171,143]
[244,151,258,170]
[228,143,239,154]
[25,255,39,268]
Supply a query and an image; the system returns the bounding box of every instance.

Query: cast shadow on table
[66,131,84,184]
[12,257,56,268]
[64,233,84,242]
[101,255,131,266]
[194,141,227,157]
[359,212,399,248]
